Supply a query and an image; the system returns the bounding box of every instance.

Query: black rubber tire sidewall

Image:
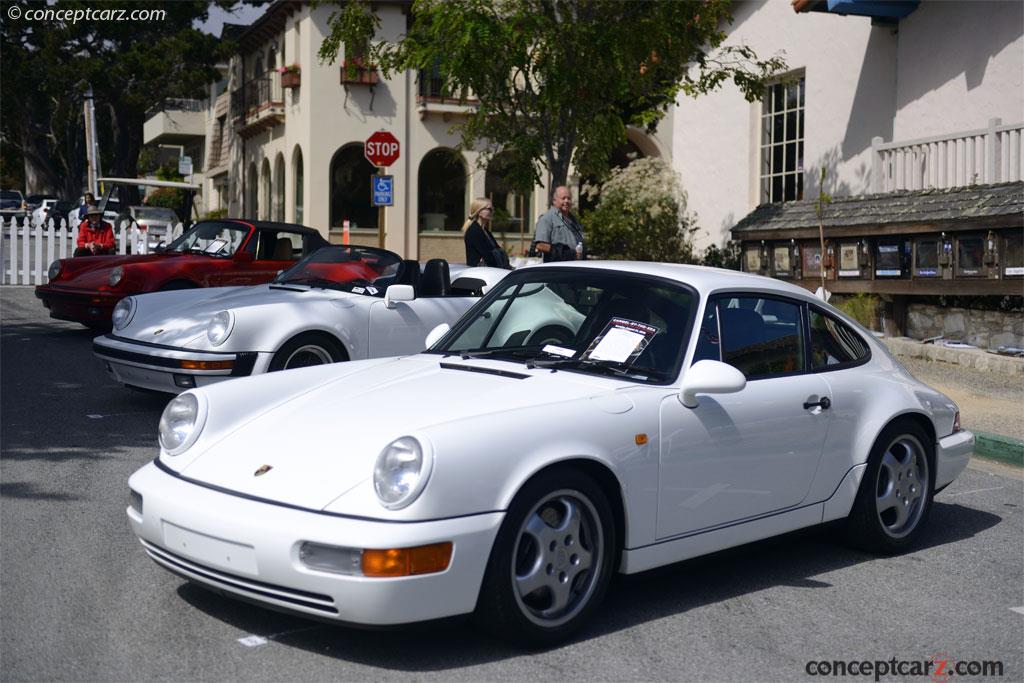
[269,335,345,372]
[474,467,617,648]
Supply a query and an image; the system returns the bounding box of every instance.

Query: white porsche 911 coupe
[126,262,973,645]
[93,245,509,393]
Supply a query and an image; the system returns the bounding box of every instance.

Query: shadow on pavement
[174,499,1002,670]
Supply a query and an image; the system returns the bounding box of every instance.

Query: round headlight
[111,297,135,330]
[109,266,124,287]
[47,260,62,281]
[373,436,433,510]
[206,310,234,346]
[158,393,206,455]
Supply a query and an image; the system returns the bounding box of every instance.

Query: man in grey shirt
[534,185,585,262]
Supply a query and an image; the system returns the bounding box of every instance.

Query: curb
[882,337,1024,376]
[973,431,1024,467]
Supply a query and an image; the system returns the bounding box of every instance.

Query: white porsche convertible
[93,245,509,393]
[127,262,973,645]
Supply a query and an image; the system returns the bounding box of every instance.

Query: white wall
[893,1,1023,140]
[673,0,897,251]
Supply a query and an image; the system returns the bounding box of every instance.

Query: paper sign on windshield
[203,239,228,254]
[583,318,659,364]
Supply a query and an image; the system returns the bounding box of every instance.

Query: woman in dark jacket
[463,198,511,268]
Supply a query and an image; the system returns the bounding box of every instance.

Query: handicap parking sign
[371,175,394,207]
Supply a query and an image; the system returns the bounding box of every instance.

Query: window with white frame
[760,75,804,203]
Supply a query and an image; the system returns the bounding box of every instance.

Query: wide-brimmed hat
[85,205,104,216]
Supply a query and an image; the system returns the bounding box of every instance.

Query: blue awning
[825,0,920,19]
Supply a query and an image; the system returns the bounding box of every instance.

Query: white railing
[0,217,186,285]
[871,118,1023,193]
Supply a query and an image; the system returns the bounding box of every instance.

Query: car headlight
[111,297,136,330]
[158,392,207,455]
[206,310,234,346]
[47,260,62,281]
[109,266,124,287]
[373,436,433,510]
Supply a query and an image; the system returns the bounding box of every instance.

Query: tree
[584,157,697,262]
[319,0,785,199]
[1,1,243,197]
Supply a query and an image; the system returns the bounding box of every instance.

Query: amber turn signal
[635,433,648,445]
[361,542,453,577]
[179,359,234,370]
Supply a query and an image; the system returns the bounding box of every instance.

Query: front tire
[475,468,616,647]
[845,420,934,554]
[269,335,346,371]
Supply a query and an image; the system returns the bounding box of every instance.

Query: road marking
[945,486,1005,497]
[237,625,322,649]
[1011,606,1024,616]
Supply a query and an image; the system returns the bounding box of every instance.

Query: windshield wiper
[528,357,667,380]
[276,277,339,290]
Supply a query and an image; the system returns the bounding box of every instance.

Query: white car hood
[174,356,616,511]
[126,285,356,348]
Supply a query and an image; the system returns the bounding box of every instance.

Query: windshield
[165,221,248,257]
[434,269,696,383]
[1,191,22,201]
[273,245,403,295]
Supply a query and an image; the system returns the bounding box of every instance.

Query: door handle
[803,396,831,410]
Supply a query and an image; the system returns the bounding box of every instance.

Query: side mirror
[234,250,254,263]
[384,284,415,309]
[424,323,450,349]
[679,360,746,409]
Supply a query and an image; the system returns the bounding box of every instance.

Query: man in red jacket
[75,205,115,256]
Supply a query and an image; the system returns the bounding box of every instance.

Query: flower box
[281,71,301,89]
[340,65,379,86]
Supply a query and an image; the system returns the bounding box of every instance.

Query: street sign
[372,175,394,206]
[364,131,400,167]
[178,156,193,176]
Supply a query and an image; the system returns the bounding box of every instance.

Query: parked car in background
[1,190,28,221]
[93,245,509,393]
[125,262,973,645]
[119,205,181,249]
[40,200,78,229]
[35,219,329,328]
[31,198,59,228]
[25,194,56,213]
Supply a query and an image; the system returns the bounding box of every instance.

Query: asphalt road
[2,286,1022,682]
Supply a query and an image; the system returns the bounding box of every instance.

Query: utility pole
[83,86,100,196]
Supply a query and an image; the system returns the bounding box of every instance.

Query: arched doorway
[292,145,304,224]
[246,161,258,218]
[417,148,466,231]
[329,144,376,229]
[273,153,285,221]
[260,158,272,220]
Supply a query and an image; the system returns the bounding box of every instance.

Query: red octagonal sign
[364,131,401,167]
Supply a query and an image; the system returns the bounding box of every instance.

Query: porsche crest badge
[254,464,273,477]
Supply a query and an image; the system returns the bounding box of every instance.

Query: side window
[809,308,869,369]
[719,296,804,379]
[691,301,721,364]
[256,231,301,261]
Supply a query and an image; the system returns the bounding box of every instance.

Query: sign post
[365,131,400,250]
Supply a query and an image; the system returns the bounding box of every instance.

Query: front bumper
[35,285,120,323]
[935,429,974,489]
[93,334,262,393]
[127,461,504,625]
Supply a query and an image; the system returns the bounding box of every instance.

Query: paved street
[2,285,1022,682]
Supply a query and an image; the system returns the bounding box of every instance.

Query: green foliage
[584,158,697,263]
[701,240,742,270]
[145,165,187,211]
[203,208,229,220]
[318,0,785,196]
[835,293,880,330]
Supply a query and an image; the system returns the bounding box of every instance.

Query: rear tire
[844,420,934,554]
[269,335,346,371]
[474,467,616,647]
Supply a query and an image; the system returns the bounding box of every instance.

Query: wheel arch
[274,329,350,361]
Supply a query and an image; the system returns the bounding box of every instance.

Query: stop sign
[364,131,401,167]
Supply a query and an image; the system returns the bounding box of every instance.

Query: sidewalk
[883,338,1023,467]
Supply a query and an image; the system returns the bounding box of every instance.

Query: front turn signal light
[361,542,453,577]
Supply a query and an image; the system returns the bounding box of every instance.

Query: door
[656,294,832,539]
[368,296,475,358]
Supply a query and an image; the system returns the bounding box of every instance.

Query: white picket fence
[0,216,186,285]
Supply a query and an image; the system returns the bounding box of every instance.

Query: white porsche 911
[93,245,509,393]
[126,262,973,645]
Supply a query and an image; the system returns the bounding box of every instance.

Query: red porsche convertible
[35,219,329,328]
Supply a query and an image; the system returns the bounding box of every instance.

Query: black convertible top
[212,219,330,247]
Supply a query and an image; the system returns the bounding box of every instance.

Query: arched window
[273,153,285,221]
[292,145,304,224]
[417,149,466,231]
[329,144,376,229]
[247,162,258,217]
[485,152,533,236]
[260,158,272,220]
[253,55,263,79]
